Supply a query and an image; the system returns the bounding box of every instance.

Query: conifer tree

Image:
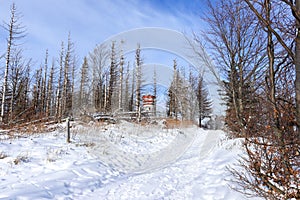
[167,60,178,119]
[124,62,130,111]
[61,34,75,117]
[196,75,212,127]
[107,41,117,113]
[79,57,89,110]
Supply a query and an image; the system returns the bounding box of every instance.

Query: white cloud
[0,0,202,63]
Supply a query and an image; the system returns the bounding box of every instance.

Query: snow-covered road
[0,123,255,199]
[83,128,248,200]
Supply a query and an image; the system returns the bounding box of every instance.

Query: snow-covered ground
[0,121,258,200]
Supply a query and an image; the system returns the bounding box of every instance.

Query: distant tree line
[166,59,212,126]
[79,42,212,125]
[0,3,78,125]
[0,3,212,127]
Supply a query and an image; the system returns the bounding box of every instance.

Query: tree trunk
[135,46,142,122]
[153,68,157,116]
[199,117,202,128]
[46,61,54,117]
[0,5,16,123]
[124,62,130,111]
[295,0,300,135]
[119,53,124,111]
[55,42,64,121]
[129,68,135,112]
[265,0,281,133]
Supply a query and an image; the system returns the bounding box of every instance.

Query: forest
[1,0,300,199]
[203,0,300,198]
[0,4,212,128]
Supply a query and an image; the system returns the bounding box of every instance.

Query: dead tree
[107,41,117,113]
[89,43,109,112]
[1,3,25,123]
[79,57,89,111]
[153,67,157,116]
[118,51,124,111]
[135,44,142,122]
[55,42,64,121]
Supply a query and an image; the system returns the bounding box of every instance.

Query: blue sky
[0,0,224,114]
[0,0,206,64]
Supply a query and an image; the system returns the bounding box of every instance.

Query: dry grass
[164,119,195,128]
[0,152,8,159]
[13,154,29,165]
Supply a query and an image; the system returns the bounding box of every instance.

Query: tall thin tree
[1,3,25,123]
[196,74,212,127]
[135,44,142,122]
[153,67,157,116]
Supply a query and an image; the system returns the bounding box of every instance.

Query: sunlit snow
[0,121,260,199]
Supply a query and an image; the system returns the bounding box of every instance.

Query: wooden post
[66,117,70,143]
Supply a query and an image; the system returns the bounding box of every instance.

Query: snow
[0,121,260,199]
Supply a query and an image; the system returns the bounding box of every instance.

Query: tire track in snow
[83,128,223,200]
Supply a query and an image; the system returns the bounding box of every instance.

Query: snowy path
[0,124,255,199]
[82,129,248,200]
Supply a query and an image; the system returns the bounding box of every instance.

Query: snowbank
[0,121,260,199]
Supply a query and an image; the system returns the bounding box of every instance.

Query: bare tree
[40,50,48,115]
[153,67,157,116]
[243,0,300,134]
[79,57,89,111]
[129,67,135,112]
[188,67,199,121]
[167,60,178,119]
[124,62,130,111]
[118,50,124,111]
[32,67,42,117]
[1,3,26,123]
[203,0,266,135]
[166,60,189,120]
[135,44,142,122]
[8,49,30,123]
[55,42,64,121]
[61,33,75,118]
[46,59,55,117]
[226,0,300,198]
[89,43,109,112]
